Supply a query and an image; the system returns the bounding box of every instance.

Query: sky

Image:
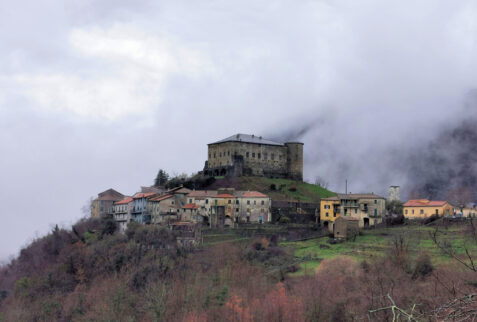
[1,0,477,261]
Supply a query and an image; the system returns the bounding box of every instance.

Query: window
[252,153,255,158]
[206,199,209,204]
[228,200,231,204]
[189,199,192,203]
[374,209,377,216]
[246,152,249,158]
[214,153,216,158]
[271,154,275,160]
[219,152,222,157]
[334,213,336,217]
[209,153,211,159]
[374,200,377,204]
[264,153,268,160]
[258,153,261,159]
[172,201,174,204]
[420,209,424,214]
[228,151,230,156]
[412,210,414,214]
[254,200,256,205]
[405,209,408,214]
[261,200,264,205]
[236,200,239,204]
[354,209,357,214]
[236,208,239,212]
[279,155,282,160]
[326,212,329,217]
[247,200,250,205]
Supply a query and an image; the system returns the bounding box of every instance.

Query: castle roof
[209,134,284,146]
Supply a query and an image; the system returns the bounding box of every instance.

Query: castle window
[246,152,249,158]
[279,155,282,160]
[252,153,255,158]
[219,152,222,157]
[264,153,268,160]
[258,153,261,159]
[214,153,216,158]
[209,153,211,159]
[271,154,275,160]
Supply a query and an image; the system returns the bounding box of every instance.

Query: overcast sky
[1,0,477,261]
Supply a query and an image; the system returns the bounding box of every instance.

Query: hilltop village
[91,133,477,241]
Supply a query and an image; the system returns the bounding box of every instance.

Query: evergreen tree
[154,169,169,187]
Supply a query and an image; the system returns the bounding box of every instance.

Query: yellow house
[403,199,453,219]
[321,193,386,230]
[320,196,340,223]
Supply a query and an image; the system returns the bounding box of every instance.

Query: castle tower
[285,142,304,181]
[389,186,400,201]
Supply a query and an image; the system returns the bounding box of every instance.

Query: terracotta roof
[133,192,157,199]
[241,191,268,198]
[115,197,133,205]
[150,194,174,202]
[183,203,199,209]
[216,194,234,198]
[404,199,448,207]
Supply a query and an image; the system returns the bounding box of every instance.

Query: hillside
[206,176,335,202]
[2,218,477,320]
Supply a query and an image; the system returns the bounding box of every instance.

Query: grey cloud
[1,0,477,260]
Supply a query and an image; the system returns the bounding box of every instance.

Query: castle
[203,134,304,181]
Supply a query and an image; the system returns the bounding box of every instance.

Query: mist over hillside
[269,91,477,201]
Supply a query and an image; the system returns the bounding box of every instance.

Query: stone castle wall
[205,141,303,180]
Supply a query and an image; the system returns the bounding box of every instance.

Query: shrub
[412,253,433,279]
[279,216,291,224]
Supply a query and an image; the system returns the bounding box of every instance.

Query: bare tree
[447,186,473,215]
[81,196,94,217]
[314,176,329,189]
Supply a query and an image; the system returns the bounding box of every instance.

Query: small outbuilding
[333,216,359,240]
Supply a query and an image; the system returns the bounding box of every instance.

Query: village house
[113,197,133,233]
[181,203,202,223]
[403,199,453,219]
[131,192,157,224]
[321,193,385,231]
[333,216,359,240]
[460,204,477,217]
[148,194,179,224]
[91,188,124,218]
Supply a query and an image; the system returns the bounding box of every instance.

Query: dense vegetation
[1,218,477,321]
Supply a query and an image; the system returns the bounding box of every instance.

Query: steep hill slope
[206,176,335,202]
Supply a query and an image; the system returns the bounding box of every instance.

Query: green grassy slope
[208,176,335,202]
[281,225,477,276]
